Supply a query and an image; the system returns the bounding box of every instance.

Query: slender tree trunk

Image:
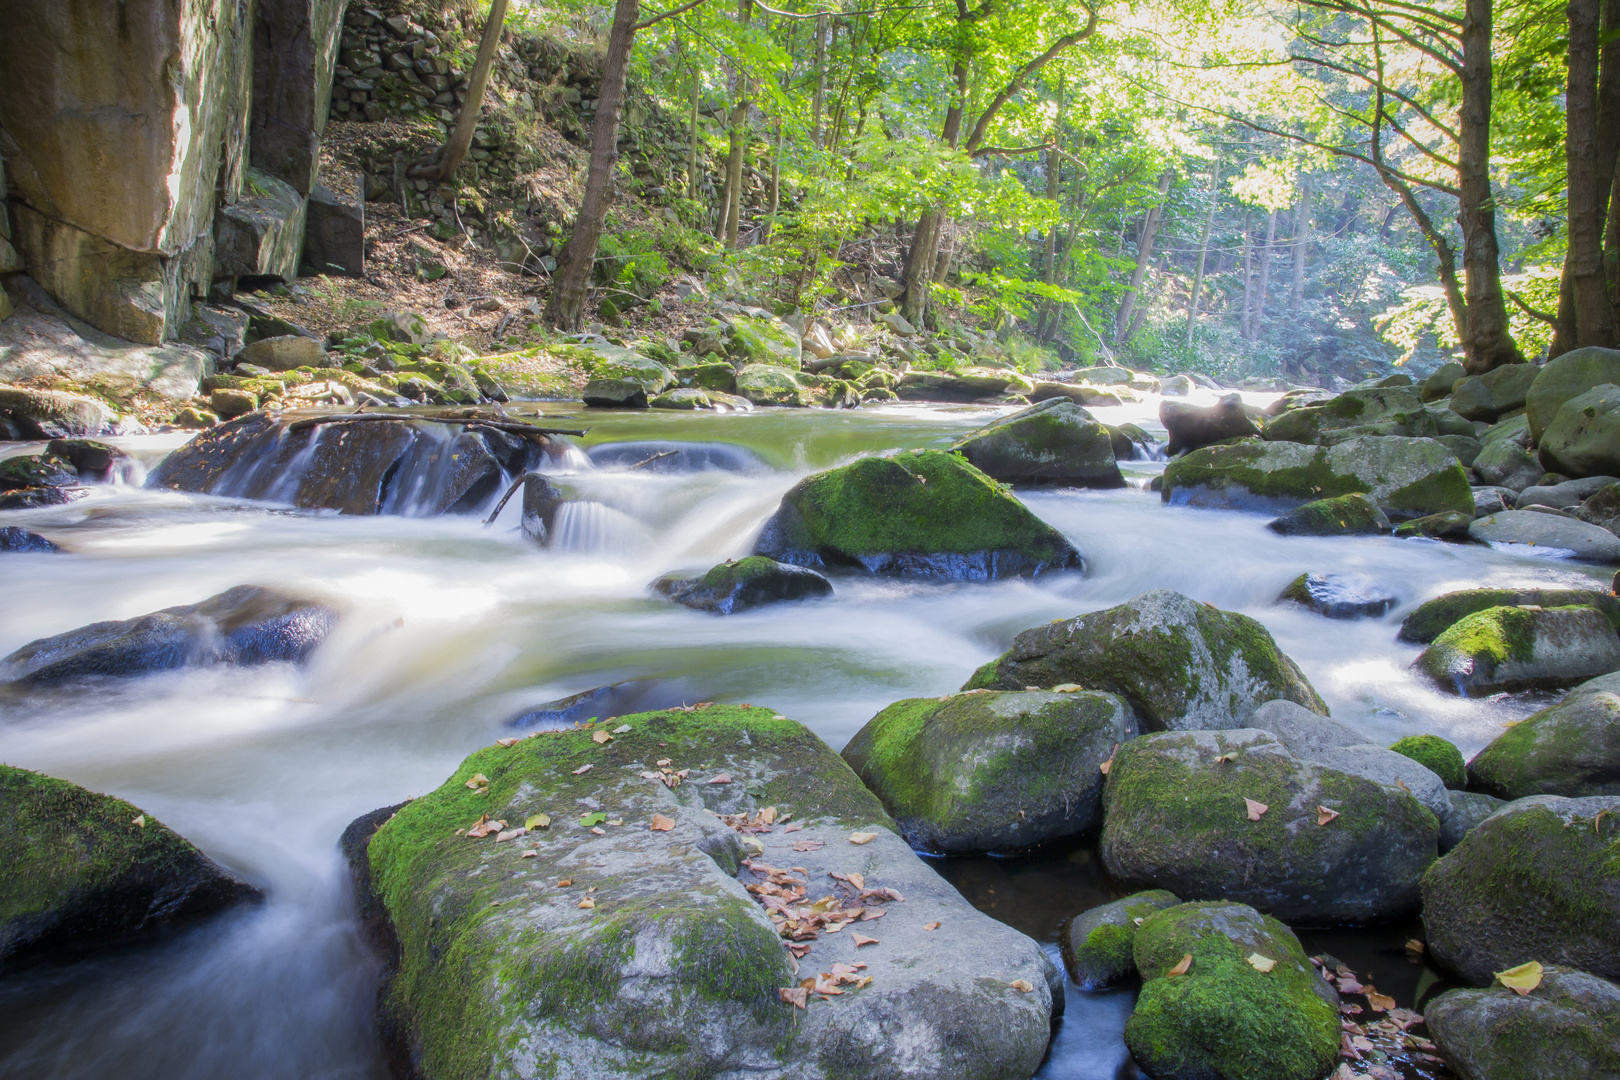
[413,0,510,180]
[1251,208,1278,340]
[763,118,783,243]
[1290,177,1312,310]
[1239,212,1254,339]
[1556,0,1618,354]
[1187,160,1219,346]
[1036,147,1063,339]
[547,0,639,330]
[900,61,967,324]
[686,52,700,199]
[812,13,828,148]
[1115,170,1172,342]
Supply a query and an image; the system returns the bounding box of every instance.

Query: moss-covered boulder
[1124,902,1340,1080]
[734,363,812,406]
[650,388,711,410]
[1413,604,1620,696]
[729,315,801,368]
[1162,436,1473,520]
[1101,728,1439,923]
[349,705,1060,1080]
[1525,345,1620,442]
[1159,394,1261,456]
[751,450,1080,580]
[1473,436,1545,491]
[948,399,1125,488]
[1427,966,1620,1080]
[1265,492,1390,536]
[1397,587,1620,644]
[651,556,832,615]
[1540,384,1620,480]
[1466,691,1620,799]
[1422,795,1620,984]
[894,371,1026,403]
[1420,362,1467,403]
[1448,362,1538,423]
[1277,572,1397,620]
[1,764,258,964]
[0,453,77,491]
[963,590,1325,730]
[841,690,1134,854]
[1392,510,1475,539]
[582,353,674,408]
[678,361,738,392]
[1389,734,1466,789]
[1262,384,1437,444]
[1059,889,1180,990]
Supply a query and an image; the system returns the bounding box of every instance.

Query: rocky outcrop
[949,399,1125,488]
[651,557,833,614]
[1266,492,1391,536]
[347,705,1061,1080]
[1466,691,1620,799]
[1,763,259,965]
[1525,346,1620,442]
[963,590,1326,728]
[1,585,339,686]
[751,450,1080,580]
[1472,438,1544,490]
[1159,393,1260,456]
[1427,966,1620,1080]
[1414,604,1620,696]
[1059,889,1180,990]
[1397,587,1620,643]
[1540,384,1620,479]
[841,690,1134,854]
[252,0,347,195]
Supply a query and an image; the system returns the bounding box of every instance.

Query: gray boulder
[1427,966,1620,1080]
[842,689,1135,854]
[1441,791,1507,853]
[0,385,114,438]
[1541,385,1620,479]
[1398,586,1620,643]
[1262,384,1435,443]
[1059,889,1181,989]
[302,181,365,277]
[651,556,832,615]
[1472,439,1544,491]
[1422,795,1620,984]
[1526,346,1620,442]
[1265,492,1391,536]
[1449,363,1538,422]
[1415,603,1620,696]
[1469,510,1620,563]
[949,398,1125,488]
[1471,485,1520,515]
[1420,362,1467,403]
[963,589,1327,730]
[1159,393,1260,456]
[235,334,324,372]
[1518,474,1620,509]
[1277,572,1397,619]
[1467,691,1620,799]
[213,167,307,281]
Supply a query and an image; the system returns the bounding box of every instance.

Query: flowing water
[0,391,1600,1078]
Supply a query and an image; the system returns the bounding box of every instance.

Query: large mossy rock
[1540,384,1620,479]
[1059,889,1180,990]
[1422,794,1620,984]
[1427,966,1620,1080]
[651,556,832,615]
[1466,691,1620,799]
[1397,587,1620,643]
[1473,438,1544,490]
[1265,492,1390,536]
[841,689,1134,854]
[751,450,1080,580]
[729,315,802,368]
[1448,363,1538,423]
[1389,734,1467,789]
[1525,345,1620,442]
[1413,604,1620,696]
[1261,384,1436,443]
[949,398,1125,488]
[894,370,1029,403]
[582,354,674,408]
[1161,436,1473,520]
[1,764,258,965]
[1101,728,1439,923]
[963,590,1326,729]
[1159,394,1260,456]
[1124,902,1340,1080]
[1,584,339,686]
[349,705,1060,1080]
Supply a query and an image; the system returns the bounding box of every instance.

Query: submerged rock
[1,764,259,965]
[1159,393,1260,456]
[752,450,1080,580]
[1,585,339,686]
[348,705,1060,1080]
[1422,795,1620,984]
[1392,510,1474,540]
[1265,492,1390,536]
[1466,691,1620,799]
[1414,604,1620,696]
[841,689,1134,854]
[1277,572,1397,619]
[1397,586,1620,643]
[0,526,61,553]
[1389,734,1467,789]
[652,556,833,615]
[1059,889,1180,990]
[963,590,1326,729]
[949,399,1125,488]
[1428,966,1620,1080]
[1124,902,1340,1080]
[586,441,768,475]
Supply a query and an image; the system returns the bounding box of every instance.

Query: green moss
[1164,442,1363,505]
[1267,492,1388,536]
[1418,605,1558,693]
[1398,588,1620,643]
[1466,692,1620,799]
[1059,889,1182,989]
[1390,735,1467,789]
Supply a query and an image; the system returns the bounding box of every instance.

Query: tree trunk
[812,13,828,148]
[1187,160,1219,346]
[762,118,783,243]
[1457,0,1524,372]
[1556,0,1618,354]
[1290,176,1312,310]
[546,0,639,330]
[899,61,967,324]
[412,0,511,181]
[1249,208,1278,341]
[686,52,700,199]
[1239,212,1254,339]
[1116,170,1172,342]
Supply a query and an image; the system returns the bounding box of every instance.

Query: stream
[0,391,1596,1079]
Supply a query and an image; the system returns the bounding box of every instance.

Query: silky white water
[0,395,1598,1078]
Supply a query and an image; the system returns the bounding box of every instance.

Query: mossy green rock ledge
[1100,729,1439,923]
[1389,734,1467,789]
[1421,795,1620,984]
[1427,966,1620,1080]
[1265,492,1390,536]
[347,705,1060,1080]
[841,689,1135,854]
[651,556,833,615]
[1161,436,1472,520]
[1124,902,1340,1080]
[751,450,1080,580]
[1059,889,1180,990]
[1397,586,1620,643]
[948,398,1125,488]
[1,764,259,965]
[1466,691,1620,799]
[1413,604,1620,696]
[964,589,1326,729]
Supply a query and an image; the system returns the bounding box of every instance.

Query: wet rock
[45,438,135,483]
[1265,492,1390,536]
[949,398,1124,488]
[1472,438,1544,490]
[0,764,259,965]
[585,441,768,475]
[1428,966,1620,1080]
[1029,382,1124,408]
[1059,889,1181,990]
[0,453,77,490]
[234,334,325,372]
[895,370,1029,403]
[1101,728,1439,922]
[1439,791,1505,853]
[651,556,832,615]
[1419,362,1466,403]
[518,473,568,545]
[347,705,1060,1080]
[0,386,114,439]
[1469,510,1620,563]
[841,689,1134,854]
[1398,586,1620,643]
[1422,794,1620,984]
[1448,363,1538,422]
[1389,734,1467,789]
[0,486,81,509]
[1393,510,1475,539]
[1162,436,1474,520]
[964,590,1326,729]
[1415,603,1620,696]
[1125,902,1340,1080]
[1540,385,1620,479]
[1466,691,1620,799]
[649,388,710,410]
[1159,393,1260,456]
[1525,345,1620,442]
[1277,572,1397,619]
[1,584,339,686]
[752,449,1080,581]
[1159,374,1194,396]
[581,376,650,408]
[0,526,60,552]
[1262,384,1435,444]
[505,678,711,732]
[1471,485,1520,515]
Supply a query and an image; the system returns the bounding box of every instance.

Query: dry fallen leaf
[709,773,733,785]
[1247,953,1276,973]
[613,724,632,734]
[848,873,865,890]
[1495,961,1544,995]
[1245,798,1269,821]
[465,773,490,790]
[1365,987,1396,1011]
[1052,683,1084,693]
[650,814,676,832]
[557,878,573,887]
[849,832,877,845]
[571,764,593,775]
[779,986,809,1009]
[1099,743,1119,776]
[1405,939,1425,956]
[131,815,146,828]
[792,840,825,852]
[495,737,520,747]
[1167,953,1193,978]
[852,934,879,948]
[520,850,538,859]
[495,828,526,843]
[1213,753,1236,764]
[589,826,605,835]
[525,814,551,830]
[760,806,778,825]
[924,921,941,931]
[592,730,612,744]
[578,897,595,909]
[656,758,672,767]
[1317,805,1340,826]
[1008,979,1034,992]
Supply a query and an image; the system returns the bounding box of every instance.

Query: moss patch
[1389,735,1467,789]
[1398,588,1620,644]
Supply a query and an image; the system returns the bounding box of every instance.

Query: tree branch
[636,0,707,30]
[1507,289,1558,324]
[962,2,1099,153]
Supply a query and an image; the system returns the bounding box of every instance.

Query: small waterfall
[548,500,654,555]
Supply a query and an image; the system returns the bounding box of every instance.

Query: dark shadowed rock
[950,398,1124,488]
[0,526,61,552]
[1160,393,1259,456]
[1392,510,1475,540]
[1059,889,1180,990]
[1278,572,1397,619]
[652,556,832,615]
[0,453,77,490]
[1427,966,1620,1080]
[504,677,710,731]
[45,438,136,483]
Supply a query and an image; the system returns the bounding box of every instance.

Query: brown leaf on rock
[1405,939,1425,956]
[924,921,941,931]
[495,737,520,747]
[592,730,612,744]
[709,773,732,784]
[650,814,676,832]
[1008,979,1034,993]
[578,897,595,909]
[792,840,825,852]
[849,832,877,845]
[1166,953,1193,977]
[520,850,539,859]
[1365,988,1396,1012]
[852,934,878,947]
[132,815,146,828]
[1244,798,1269,821]
[848,873,865,890]
[779,986,808,1009]
[1317,805,1340,826]
[571,764,593,775]
[1099,743,1119,775]
[465,773,490,790]
[557,878,573,887]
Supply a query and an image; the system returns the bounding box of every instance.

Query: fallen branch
[627,449,679,471]
[483,471,550,526]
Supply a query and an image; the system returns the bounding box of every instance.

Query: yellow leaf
[465,773,489,790]
[1405,939,1425,956]
[131,815,146,828]
[848,873,865,890]
[1166,953,1193,978]
[592,730,612,744]
[1247,953,1276,972]
[1495,961,1544,995]
[556,878,573,887]
[924,921,941,931]
[849,832,877,845]
[1244,798,1269,821]
[650,814,676,831]
[1317,805,1340,826]
[1008,979,1035,992]
[578,897,595,909]
[1100,742,1120,775]
[525,814,551,830]
[1052,683,1084,693]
